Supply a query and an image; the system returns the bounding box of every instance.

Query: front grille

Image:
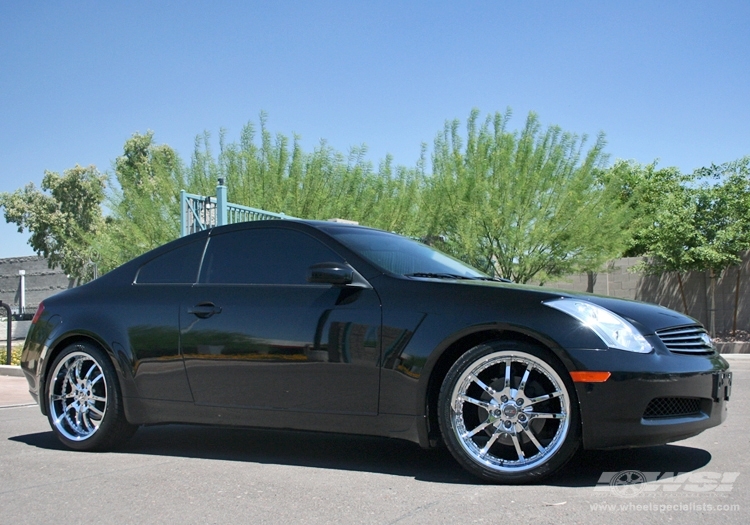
[656,325,714,355]
[643,397,703,419]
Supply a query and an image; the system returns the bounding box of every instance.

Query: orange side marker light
[570,371,611,383]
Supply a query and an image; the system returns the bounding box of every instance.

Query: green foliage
[93,117,427,271]
[620,157,750,275]
[692,156,750,272]
[6,111,746,294]
[95,131,187,272]
[191,114,425,236]
[0,165,105,281]
[612,161,697,268]
[425,109,629,284]
[0,343,23,366]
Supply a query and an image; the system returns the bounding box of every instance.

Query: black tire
[438,340,580,483]
[46,342,137,451]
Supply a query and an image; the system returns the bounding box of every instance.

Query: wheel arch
[39,332,131,417]
[417,324,580,449]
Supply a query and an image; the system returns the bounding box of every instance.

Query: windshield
[322,226,488,278]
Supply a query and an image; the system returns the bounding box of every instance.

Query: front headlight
[545,298,652,353]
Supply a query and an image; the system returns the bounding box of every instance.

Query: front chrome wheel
[48,351,108,441]
[439,342,579,483]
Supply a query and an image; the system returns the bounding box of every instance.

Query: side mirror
[307,262,354,285]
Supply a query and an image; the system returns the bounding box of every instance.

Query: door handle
[187,302,222,319]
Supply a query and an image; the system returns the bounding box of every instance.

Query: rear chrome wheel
[439,341,579,483]
[46,342,137,450]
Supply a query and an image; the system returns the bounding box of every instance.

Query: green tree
[612,161,696,312]
[425,109,629,284]
[692,156,750,273]
[192,115,425,236]
[95,131,186,272]
[0,165,106,282]
[691,157,750,334]
[94,118,425,272]
[623,157,750,333]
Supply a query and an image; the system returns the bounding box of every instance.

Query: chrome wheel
[48,351,108,441]
[46,342,137,450]
[439,342,579,483]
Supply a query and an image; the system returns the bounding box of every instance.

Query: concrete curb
[0,365,23,377]
[715,342,750,354]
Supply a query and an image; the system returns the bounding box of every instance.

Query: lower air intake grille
[656,325,714,355]
[643,397,702,419]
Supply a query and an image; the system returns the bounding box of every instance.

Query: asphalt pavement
[1,356,748,524]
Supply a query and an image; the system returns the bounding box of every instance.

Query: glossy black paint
[20,220,730,451]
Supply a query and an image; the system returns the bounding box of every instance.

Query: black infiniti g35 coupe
[20,220,732,483]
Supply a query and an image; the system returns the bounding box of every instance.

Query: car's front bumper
[574,351,731,450]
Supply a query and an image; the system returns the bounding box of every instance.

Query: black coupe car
[20,220,731,483]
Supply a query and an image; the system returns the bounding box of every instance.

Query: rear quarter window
[136,239,206,284]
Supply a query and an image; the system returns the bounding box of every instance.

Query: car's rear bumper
[575,352,731,450]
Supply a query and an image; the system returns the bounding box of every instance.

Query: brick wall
[0,256,74,314]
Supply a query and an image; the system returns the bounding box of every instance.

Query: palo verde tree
[189,114,425,236]
[424,109,630,284]
[0,165,106,283]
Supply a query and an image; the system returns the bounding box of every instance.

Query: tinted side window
[200,227,343,285]
[136,239,206,284]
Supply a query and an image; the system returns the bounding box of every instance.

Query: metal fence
[180,179,294,236]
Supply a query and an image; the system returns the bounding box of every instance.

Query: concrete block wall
[547,252,750,335]
[0,256,74,315]
[4,251,749,336]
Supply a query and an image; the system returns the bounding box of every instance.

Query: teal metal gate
[180,179,294,237]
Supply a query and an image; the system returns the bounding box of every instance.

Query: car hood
[410,277,701,336]
[552,292,698,335]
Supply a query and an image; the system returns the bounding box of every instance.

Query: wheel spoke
[518,363,533,395]
[521,425,546,454]
[503,358,512,391]
[527,411,566,420]
[468,373,496,398]
[81,411,97,433]
[90,372,104,387]
[511,432,525,460]
[84,363,96,380]
[71,406,85,432]
[65,365,77,386]
[479,429,503,457]
[528,390,562,405]
[458,393,493,411]
[463,420,493,439]
[88,404,104,418]
[51,393,74,401]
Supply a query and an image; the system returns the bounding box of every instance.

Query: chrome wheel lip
[450,350,571,474]
[48,351,108,442]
